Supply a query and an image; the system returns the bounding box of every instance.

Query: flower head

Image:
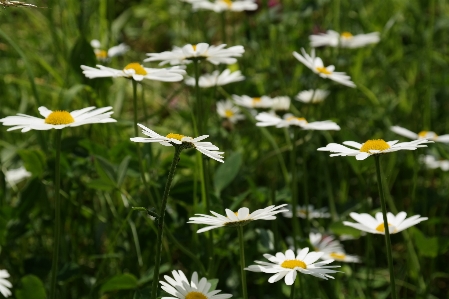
[245,248,341,284]
[192,0,258,12]
[232,95,274,109]
[5,166,31,186]
[90,39,129,61]
[1,0,37,8]
[160,270,232,299]
[420,155,449,171]
[188,204,288,233]
[130,124,224,163]
[216,100,245,123]
[184,69,245,88]
[391,126,449,143]
[282,205,331,219]
[271,96,291,111]
[0,106,116,132]
[293,48,356,88]
[318,139,432,160]
[310,30,380,48]
[256,112,340,130]
[296,89,330,104]
[81,63,185,82]
[145,43,244,66]
[343,212,428,234]
[0,270,12,298]
[309,233,360,263]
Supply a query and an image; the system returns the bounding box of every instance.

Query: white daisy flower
[295,89,330,104]
[216,99,245,123]
[145,43,245,66]
[188,204,288,233]
[391,125,449,143]
[420,155,449,171]
[4,166,31,186]
[282,205,331,219]
[160,270,232,299]
[184,69,245,88]
[90,39,129,61]
[130,124,224,163]
[192,0,258,12]
[310,30,380,48]
[245,248,341,284]
[255,112,340,130]
[81,63,185,82]
[343,212,428,234]
[293,48,356,88]
[0,269,12,298]
[232,95,274,109]
[271,96,291,111]
[318,138,433,160]
[309,233,361,263]
[0,106,116,133]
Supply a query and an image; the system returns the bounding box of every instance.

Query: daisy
[0,269,12,298]
[0,106,116,133]
[216,99,245,123]
[160,270,232,299]
[130,124,224,163]
[420,155,449,171]
[271,96,291,111]
[318,138,433,160]
[145,43,245,66]
[4,166,31,186]
[309,233,361,263]
[192,0,258,12]
[232,95,274,109]
[295,89,330,104]
[90,39,129,61]
[310,30,380,48]
[255,112,340,130]
[245,248,341,284]
[293,48,356,88]
[282,205,331,219]
[391,125,449,143]
[81,63,185,82]
[188,204,288,233]
[343,212,428,234]
[184,69,245,88]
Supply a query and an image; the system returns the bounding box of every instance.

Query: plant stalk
[238,226,248,299]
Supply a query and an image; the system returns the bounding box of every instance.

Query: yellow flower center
[44,111,75,125]
[316,67,332,75]
[360,139,390,153]
[185,291,207,299]
[95,50,108,59]
[192,44,197,51]
[375,223,394,233]
[222,0,233,6]
[330,253,346,260]
[418,131,437,139]
[166,133,185,141]
[281,260,307,269]
[123,63,147,76]
[286,116,308,123]
[341,32,353,39]
[252,97,261,105]
[225,110,234,118]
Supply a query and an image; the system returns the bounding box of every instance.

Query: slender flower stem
[50,129,62,299]
[374,155,397,299]
[237,226,248,299]
[193,60,202,135]
[290,129,302,249]
[290,280,296,299]
[151,146,183,299]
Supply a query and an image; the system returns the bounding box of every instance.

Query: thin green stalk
[221,11,226,44]
[151,147,183,299]
[290,129,302,249]
[323,160,338,221]
[290,282,295,299]
[374,155,397,299]
[193,60,202,135]
[237,226,248,299]
[302,145,310,234]
[50,129,62,299]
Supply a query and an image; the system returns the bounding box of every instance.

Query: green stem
[290,279,296,299]
[323,160,338,221]
[238,226,248,299]
[193,60,202,135]
[221,11,226,44]
[50,129,62,299]
[374,155,397,299]
[302,144,310,234]
[290,129,302,249]
[151,147,183,299]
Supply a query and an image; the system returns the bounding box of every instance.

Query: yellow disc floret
[375,222,394,233]
[360,139,390,153]
[418,130,437,139]
[185,291,207,299]
[192,44,197,51]
[166,133,185,141]
[223,0,233,6]
[95,50,108,59]
[281,260,307,269]
[286,116,307,123]
[316,67,332,75]
[123,63,147,76]
[330,253,346,260]
[45,111,75,125]
[252,97,261,105]
[225,110,234,118]
[341,32,353,39]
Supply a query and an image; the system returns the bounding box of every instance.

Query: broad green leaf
[100,273,138,294]
[214,152,242,195]
[16,275,47,299]
[86,178,115,191]
[70,37,96,81]
[413,229,438,258]
[17,149,46,177]
[117,155,131,187]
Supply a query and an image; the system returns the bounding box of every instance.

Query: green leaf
[207,279,219,292]
[329,221,362,238]
[116,155,131,187]
[413,229,439,258]
[214,151,242,195]
[70,37,96,81]
[16,275,47,299]
[17,149,46,177]
[100,273,138,294]
[86,178,115,191]
[94,155,117,186]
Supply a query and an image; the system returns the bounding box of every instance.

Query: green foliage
[100,273,138,294]
[15,275,47,299]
